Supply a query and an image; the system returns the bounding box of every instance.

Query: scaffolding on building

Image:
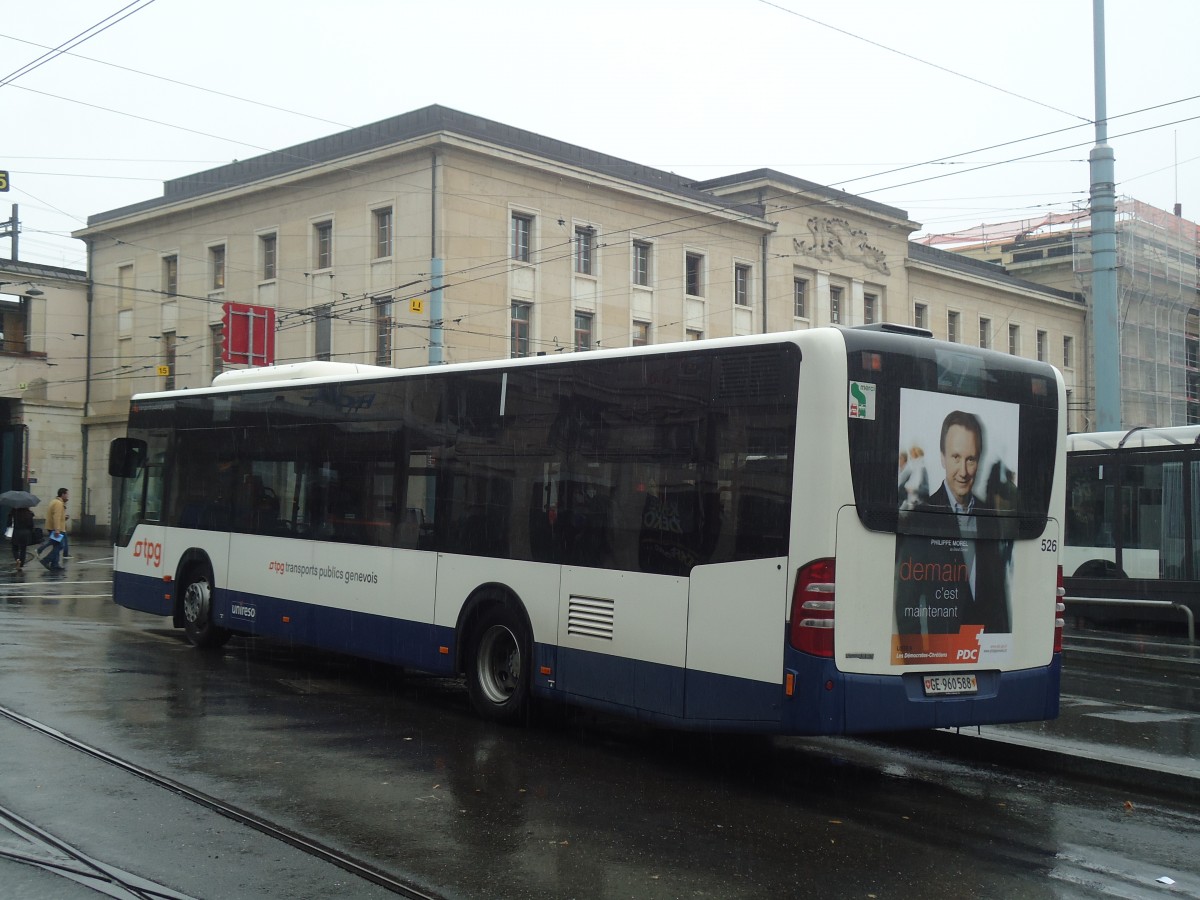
[916,199,1200,429]
[1071,198,1200,427]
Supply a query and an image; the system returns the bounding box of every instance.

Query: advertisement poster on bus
[892,388,1018,666]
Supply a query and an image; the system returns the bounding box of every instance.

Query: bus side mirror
[109,438,147,478]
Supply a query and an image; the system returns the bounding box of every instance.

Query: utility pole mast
[0,204,17,260]
[1090,0,1121,430]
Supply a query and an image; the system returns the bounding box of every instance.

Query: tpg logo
[132,539,163,568]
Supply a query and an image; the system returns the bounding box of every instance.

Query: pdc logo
[132,539,163,568]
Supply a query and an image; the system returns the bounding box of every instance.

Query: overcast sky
[4,0,1198,271]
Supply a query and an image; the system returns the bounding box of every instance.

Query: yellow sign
[409,298,424,315]
[156,365,171,376]
[0,170,9,192]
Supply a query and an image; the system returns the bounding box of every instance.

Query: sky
[3,0,1199,271]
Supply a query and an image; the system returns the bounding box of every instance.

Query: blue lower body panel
[780,649,1062,735]
[114,571,173,617]
[116,571,1060,735]
[531,645,1060,735]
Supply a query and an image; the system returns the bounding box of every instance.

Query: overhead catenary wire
[9,4,1200,386]
[0,0,158,89]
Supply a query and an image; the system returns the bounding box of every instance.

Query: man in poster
[895,409,1012,637]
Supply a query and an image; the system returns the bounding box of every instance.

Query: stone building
[74,105,1085,531]
[0,258,89,527]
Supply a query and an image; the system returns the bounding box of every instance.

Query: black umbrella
[0,490,40,508]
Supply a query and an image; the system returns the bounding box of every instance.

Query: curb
[889,728,1200,804]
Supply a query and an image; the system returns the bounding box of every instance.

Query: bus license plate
[923,674,978,696]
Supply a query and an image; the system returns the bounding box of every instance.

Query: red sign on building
[221,302,275,366]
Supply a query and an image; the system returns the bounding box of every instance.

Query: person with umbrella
[1,490,39,572]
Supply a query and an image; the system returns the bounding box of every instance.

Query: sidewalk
[919,631,1200,801]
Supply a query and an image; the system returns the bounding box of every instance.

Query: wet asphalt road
[1,544,1198,899]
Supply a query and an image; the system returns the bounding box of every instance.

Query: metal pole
[429,151,444,366]
[1090,0,1121,429]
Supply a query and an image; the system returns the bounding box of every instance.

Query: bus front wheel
[466,605,531,724]
[181,568,231,649]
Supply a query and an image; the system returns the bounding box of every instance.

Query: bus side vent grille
[567,596,615,640]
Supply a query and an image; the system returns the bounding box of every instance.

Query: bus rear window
[842,332,1058,541]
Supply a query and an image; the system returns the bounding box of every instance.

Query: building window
[117,264,134,311]
[210,246,225,291]
[511,302,531,358]
[0,295,30,353]
[734,264,751,307]
[914,302,927,330]
[979,317,992,349]
[161,331,176,391]
[793,278,808,318]
[511,213,532,262]
[685,252,704,297]
[260,234,277,281]
[574,227,595,276]
[1063,335,1074,368]
[1009,323,1020,355]
[574,311,593,351]
[315,304,332,361]
[163,256,177,296]
[947,310,960,343]
[632,320,650,346]
[864,292,878,325]
[632,241,651,286]
[374,296,393,366]
[829,285,843,324]
[1037,329,1048,362]
[211,322,224,377]
[314,221,333,270]
[686,328,704,341]
[374,207,393,259]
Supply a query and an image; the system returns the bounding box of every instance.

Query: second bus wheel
[466,605,531,724]
[180,566,232,649]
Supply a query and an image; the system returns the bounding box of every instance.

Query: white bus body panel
[225,538,437,622]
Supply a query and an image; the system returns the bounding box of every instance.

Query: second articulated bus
[1064,425,1200,628]
[110,325,1066,734]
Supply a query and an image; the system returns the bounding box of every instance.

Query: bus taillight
[1054,565,1065,653]
[790,558,835,657]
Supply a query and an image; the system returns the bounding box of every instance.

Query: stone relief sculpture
[793,216,891,276]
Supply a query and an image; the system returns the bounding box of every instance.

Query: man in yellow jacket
[39,487,68,571]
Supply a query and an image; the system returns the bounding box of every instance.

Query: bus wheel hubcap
[478,625,520,704]
[184,581,210,625]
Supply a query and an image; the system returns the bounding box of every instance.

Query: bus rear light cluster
[790,558,835,657]
[1054,565,1066,653]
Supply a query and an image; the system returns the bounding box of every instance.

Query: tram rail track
[0,703,445,900]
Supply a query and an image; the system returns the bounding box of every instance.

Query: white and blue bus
[109,325,1066,734]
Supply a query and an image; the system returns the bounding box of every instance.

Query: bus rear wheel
[181,568,231,649]
[466,606,530,724]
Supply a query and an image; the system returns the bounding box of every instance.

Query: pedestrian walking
[37,487,69,571]
[7,504,36,570]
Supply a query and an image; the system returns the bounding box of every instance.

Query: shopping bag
[3,524,11,541]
